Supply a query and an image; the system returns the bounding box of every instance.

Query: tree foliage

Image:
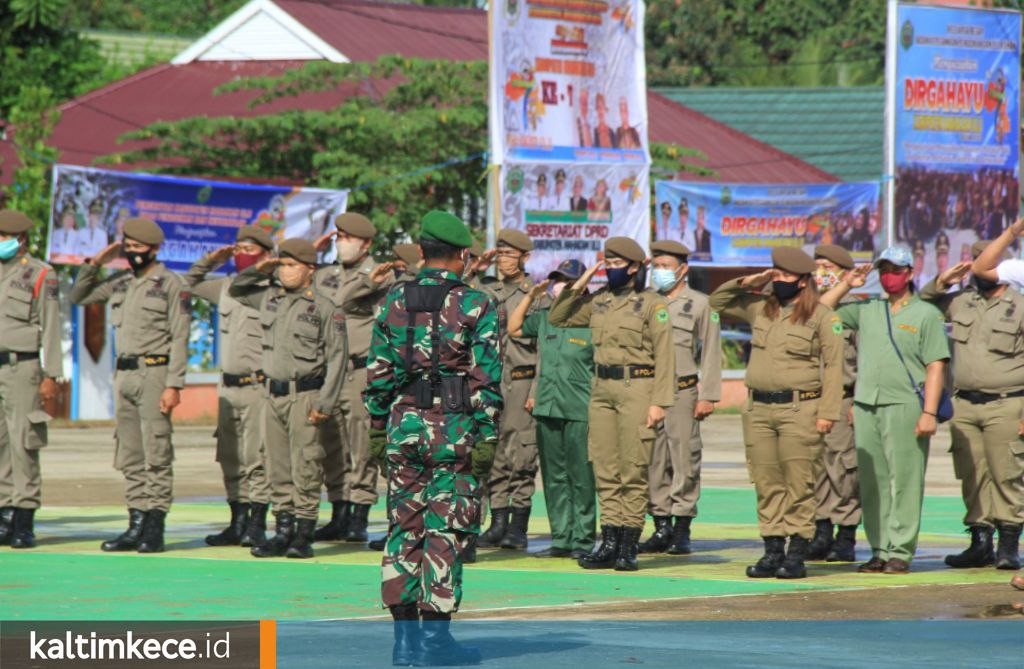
[4,85,60,257]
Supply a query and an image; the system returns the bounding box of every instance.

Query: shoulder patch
[655,308,669,323]
[710,312,720,323]
[831,322,843,335]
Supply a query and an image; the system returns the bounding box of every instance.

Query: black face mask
[973,275,1001,293]
[126,250,155,273]
[772,279,802,301]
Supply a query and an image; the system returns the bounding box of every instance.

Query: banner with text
[655,181,882,268]
[47,164,347,272]
[501,162,649,279]
[489,0,648,164]
[891,3,1021,278]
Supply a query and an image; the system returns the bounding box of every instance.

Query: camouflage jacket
[363,267,503,442]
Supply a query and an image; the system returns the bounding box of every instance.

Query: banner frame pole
[883,0,898,248]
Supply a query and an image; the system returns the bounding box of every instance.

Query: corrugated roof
[657,86,884,182]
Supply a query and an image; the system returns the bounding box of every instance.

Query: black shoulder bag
[883,301,953,423]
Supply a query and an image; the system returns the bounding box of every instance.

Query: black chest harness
[403,278,471,412]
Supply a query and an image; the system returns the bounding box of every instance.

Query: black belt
[116,355,169,371]
[677,374,698,391]
[223,371,266,387]
[510,365,536,381]
[0,351,39,367]
[596,364,656,380]
[267,376,324,397]
[350,356,369,370]
[955,389,1024,405]
[843,385,855,400]
[751,389,822,404]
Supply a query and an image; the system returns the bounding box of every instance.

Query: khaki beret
[971,240,1010,262]
[813,244,854,270]
[333,212,376,239]
[605,237,646,263]
[771,247,816,275]
[469,240,484,257]
[0,210,34,235]
[236,225,273,250]
[123,217,164,245]
[651,240,690,259]
[497,228,533,252]
[278,238,317,265]
[393,243,421,267]
[421,210,473,248]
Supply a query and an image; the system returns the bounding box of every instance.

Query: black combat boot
[252,512,295,558]
[637,515,672,554]
[0,506,14,545]
[137,509,167,553]
[313,500,350,542]
[666,516,693,555]
[499,507,530,550]
[826,525,857,562]
[944,525,995,568]
[995,522,1022,570]
[286,518,317,559]
[775,535,809,579]
[345,503,371,542]
[614,526,642,571]
[460,535,477,563]
[476,508,509,548]
[205,501,249,546]
[390,603,420,667]
[414,611,481,667]
[10,508,37,549]
[242,502,269,548]
[806,519,834,560]
[746,536,786,578]
[579,525,621,570]
[101,508,147,552]
[369,536,387,551]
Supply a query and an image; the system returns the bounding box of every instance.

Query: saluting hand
[694,400,714,421]
[573,260,603,292]
[937,261,971,289]
[528,279,550,300]
[159,388,180,415]
[90,241,122,267]
[208,244,235,264]
[1008,217,1024,238]
[739,269,773,290]
[314,230,336,252]
[370,262,397,285]
[254,258,281,274]
[816,418,834,434]
[843,264,872,288]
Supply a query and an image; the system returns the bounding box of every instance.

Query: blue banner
[654,181,882,267]
[48,165,347,272]
[892,4,1021,277]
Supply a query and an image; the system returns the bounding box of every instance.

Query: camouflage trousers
[381,408,481,614]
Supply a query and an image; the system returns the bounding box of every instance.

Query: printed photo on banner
[892,4,1021,277]
[655,181,882,268]
[490,0,648,163]
[500,162,649,280]
[47,164,347,271]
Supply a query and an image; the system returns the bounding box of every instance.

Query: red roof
[4,0,834,185]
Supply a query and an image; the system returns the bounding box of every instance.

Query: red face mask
[879,270,910,295]
[234,252,262,272]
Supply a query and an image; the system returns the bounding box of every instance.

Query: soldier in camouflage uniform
[0,210,62,549]
[364,211,500,666]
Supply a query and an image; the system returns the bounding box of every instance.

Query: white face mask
[549,281,567,299]
[336,238,365,264]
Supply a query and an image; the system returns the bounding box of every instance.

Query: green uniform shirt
[836,295,950,406]
[520,308,593,422]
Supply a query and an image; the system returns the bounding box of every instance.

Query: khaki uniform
[0,254,62,509]
[710,279,843,540]
[185,255,270,505]
[70,262,191,513]
[549,286,675,529]
[479,276,543,510]
[316,257,394,505]
[230,267,347,520]
[649,286,721,518]
[921,279,1024,527]
[816,302,861,526]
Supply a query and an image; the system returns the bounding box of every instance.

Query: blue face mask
[606,265,633,290]
[651,268,679,293]
[0,238,20,260]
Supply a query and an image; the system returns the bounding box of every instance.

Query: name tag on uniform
[897,324,918,334]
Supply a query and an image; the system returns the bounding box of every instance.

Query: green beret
[236,225,273,251]
[604,236,645,263]
[771,247,816,275]
[123,217,164,245]
[971,240,1010,262]
[333,212,376,239]
[650,240,690,260]
[0,210,34,235]
[420,210,473,248]
[813,244,854,270]
[497,229,534,252]
[278,238,317,265]
[393,243,421,266]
